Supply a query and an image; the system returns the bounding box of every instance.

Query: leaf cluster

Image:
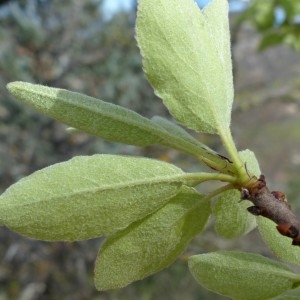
[2,0,300,299]
[237,0,300,52]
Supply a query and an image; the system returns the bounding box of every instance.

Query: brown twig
[241,175,300,246]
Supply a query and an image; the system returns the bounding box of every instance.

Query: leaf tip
[7,81,20,92]
[7,81,30,97]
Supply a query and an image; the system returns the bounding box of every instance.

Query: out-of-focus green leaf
[213,189,256,239]
[277,0,300,23]
[136,0,233,134]
[94,187,210,290]
[258,31,286,51]
[0,155,186,241]
[252,1,275,31]
[237,0,300,53]
[237,0,275,32]
[257,217,300,266]
[188,251,300,300]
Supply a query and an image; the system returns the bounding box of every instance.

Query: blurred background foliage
[236,0,300,51]
[1,0,300,299]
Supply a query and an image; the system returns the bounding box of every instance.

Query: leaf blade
[213,189,256,239]
[213,150,260,239]
[7,81,166,147]
[0,155,186,241]
[188,251,300,300]
[136,0,233,134]
[151,116,237,174]
[7,81,239,175]
[257,217,300,266]
[94,188,210,290]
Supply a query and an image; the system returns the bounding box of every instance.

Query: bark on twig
[241,175,300,246]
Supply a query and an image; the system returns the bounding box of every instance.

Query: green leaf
[212,150,260,239]
[257,217,300,266]
[94,187,210,290]
[258,31,286,51]
[7,81,167,147]
[252,1,276,31]
[213,189,256,239]
[239,149,261,177]
[151,116,237,174]
[188,251,300,300]
[273,295,300,300]
[0,155,186,241]
[136,0,233,134]
[7,82,236,174]
[277,0,298,23]
[151,115,208,149]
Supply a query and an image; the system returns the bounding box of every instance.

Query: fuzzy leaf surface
[273,295,300,300]
[213,150,260,239]
[7,82,235,173]
[152,116,236,174]
[239,149,261,177]
[0,155,186,241]
[213,189,256,239]
[94,188,210,290]
[188,251,300,300]
[257,217,300,266]
[151,116,208,148]
[7,82,168,146]
[136,0,233,134]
